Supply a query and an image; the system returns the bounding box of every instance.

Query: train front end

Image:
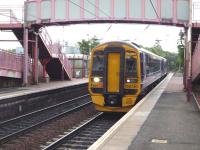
[88,42,141,112]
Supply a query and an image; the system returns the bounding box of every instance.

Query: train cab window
[92,51,104,76]
[125,55,137,77]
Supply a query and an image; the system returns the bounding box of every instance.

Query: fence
[0,50,23,73]
[192,40,200,81]
[67,55,89,78]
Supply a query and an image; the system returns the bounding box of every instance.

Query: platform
[0,78,88,101]
[89,73,200,150]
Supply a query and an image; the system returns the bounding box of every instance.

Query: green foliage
[77,39,90,55]
[11,49,16,53]
[144,41,179,71]
[77,36,100,55]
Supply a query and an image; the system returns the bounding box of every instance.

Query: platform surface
[89,73,200,150]
[0,78,88,100]
[129,74,200,150]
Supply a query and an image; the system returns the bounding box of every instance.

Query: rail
[43,113,123,150]
[0,94,90,145]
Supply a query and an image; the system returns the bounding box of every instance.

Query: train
[88,41,167,112]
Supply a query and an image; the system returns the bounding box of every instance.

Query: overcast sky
[0,0,200,53]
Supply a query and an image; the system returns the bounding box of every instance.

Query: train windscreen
[125,55,137,77]
[92,51,104,76]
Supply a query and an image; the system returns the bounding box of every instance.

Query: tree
[144,40,179,71]
[90,37,100,51]
[77,39,90,55]
[77,36,100,55]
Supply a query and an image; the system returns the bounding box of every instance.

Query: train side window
[147,55,160,74]
[140,53,144,79]
[145,55,150,74]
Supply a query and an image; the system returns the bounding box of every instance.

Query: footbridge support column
[33,33,39,84]
[23,27,29,86]
[185,0,193,101]
[184,26,192,102]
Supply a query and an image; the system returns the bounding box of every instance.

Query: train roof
[127,41,166,61]
[97,41,166,61]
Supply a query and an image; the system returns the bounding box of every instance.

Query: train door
[104,47,125,107]
[107,53,120,92]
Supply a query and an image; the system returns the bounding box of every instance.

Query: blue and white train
[88,41,167,112]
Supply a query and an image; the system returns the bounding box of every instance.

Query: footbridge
[24,0,189,26]
[0,0,199,89]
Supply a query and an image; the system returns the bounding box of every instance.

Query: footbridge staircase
[0,9,72,81]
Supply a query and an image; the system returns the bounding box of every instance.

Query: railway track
[0,83,88,122]
[0,94,91,146]
[42,113,124,150]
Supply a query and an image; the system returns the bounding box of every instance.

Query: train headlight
[93,77,100,83]
[126,78,137,83]
[127,79,131,83]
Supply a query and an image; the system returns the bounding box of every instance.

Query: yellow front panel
[91,95,104,106]
[107,53,120,92]
[122,96,137,107]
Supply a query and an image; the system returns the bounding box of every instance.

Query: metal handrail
[39,27,72,79]
[58,54,72,78]
[0,50,23,72]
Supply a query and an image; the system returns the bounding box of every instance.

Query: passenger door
[107,53,120,93]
